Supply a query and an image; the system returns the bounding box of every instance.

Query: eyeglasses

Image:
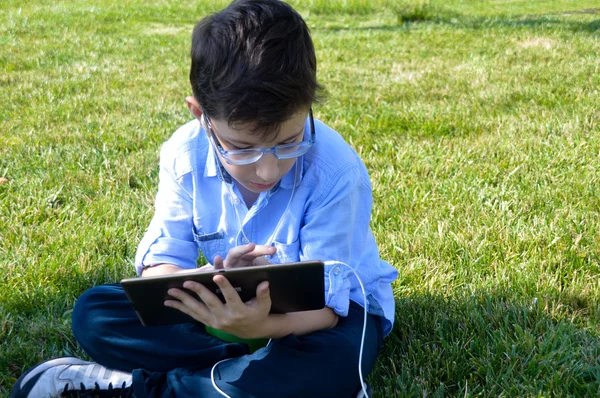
[202,108,316,166]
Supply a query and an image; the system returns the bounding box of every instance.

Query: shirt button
[333,266,341,275]
[232,198,240,205]
[242,237,249,244]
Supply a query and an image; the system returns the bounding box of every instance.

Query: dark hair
[190,0,322,138]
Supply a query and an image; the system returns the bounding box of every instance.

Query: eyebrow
[225,129,304,147]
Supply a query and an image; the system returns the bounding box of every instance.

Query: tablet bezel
[121,260,325,327]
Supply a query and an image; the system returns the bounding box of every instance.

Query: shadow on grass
[370,292,600,397]
[456,15,600,35]
[3,283,600,397]
[314,7,600,36]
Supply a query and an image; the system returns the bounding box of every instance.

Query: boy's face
[186,97,306,194]
[210,112,306,193]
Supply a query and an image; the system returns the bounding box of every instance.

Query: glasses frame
[202,107,316,166]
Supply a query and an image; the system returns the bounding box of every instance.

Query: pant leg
[72,284,250,373]
[132,301,384,398]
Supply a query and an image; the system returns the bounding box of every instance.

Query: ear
[185,96,203,120]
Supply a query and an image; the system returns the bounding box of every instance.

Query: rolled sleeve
[323,263,352,317]
[134,146,199,275]
[135,232,199,275]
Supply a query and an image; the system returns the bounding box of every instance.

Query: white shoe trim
[19,358,91,390]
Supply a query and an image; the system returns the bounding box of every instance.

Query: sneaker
[10,357,133,398]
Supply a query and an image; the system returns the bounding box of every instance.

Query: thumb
[213,255,224,270]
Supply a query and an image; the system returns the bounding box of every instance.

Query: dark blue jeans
[72,284,383,398]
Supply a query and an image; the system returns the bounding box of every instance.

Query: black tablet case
[121,261,325,326]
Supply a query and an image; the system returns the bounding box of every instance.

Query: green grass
[1,0,600,396]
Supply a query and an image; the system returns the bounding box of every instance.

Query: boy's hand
[213,243,276,269]
[164,275,272,339]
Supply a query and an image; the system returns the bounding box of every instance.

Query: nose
[255,153,279,182]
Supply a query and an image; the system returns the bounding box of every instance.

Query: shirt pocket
[192,227,226,263]
[271,237,301,264]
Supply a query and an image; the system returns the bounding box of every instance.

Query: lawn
[1,0,600,396]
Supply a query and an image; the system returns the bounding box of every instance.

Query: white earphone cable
[202,119,298,248]
[265,157,298,248]
[210,358,233,397]
[210,261,370,398]
[324,260,370,398]
[201,120,369,397]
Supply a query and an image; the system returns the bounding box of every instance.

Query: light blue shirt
[135,118,398,335]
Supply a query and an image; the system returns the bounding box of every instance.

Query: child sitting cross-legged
[11,1,398,397]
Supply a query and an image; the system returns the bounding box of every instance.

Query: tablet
[121,260,325,327]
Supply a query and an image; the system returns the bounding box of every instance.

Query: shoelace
[60,381,133,398]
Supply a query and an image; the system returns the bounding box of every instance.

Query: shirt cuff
[135,230,199,275]
[324,263,352,317]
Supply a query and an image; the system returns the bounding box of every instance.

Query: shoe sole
[10,357,92,398]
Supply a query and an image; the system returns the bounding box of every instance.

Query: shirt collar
[278,158,303,190]
[205,142,233,183]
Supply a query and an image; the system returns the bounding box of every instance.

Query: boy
[10,0,397,397]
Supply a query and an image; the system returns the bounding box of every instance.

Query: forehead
[211,111,307,145]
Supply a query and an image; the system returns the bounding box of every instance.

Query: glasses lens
[225,152,262,165]
[275,142,310,159]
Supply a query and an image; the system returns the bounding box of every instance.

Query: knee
[72,284,119,349]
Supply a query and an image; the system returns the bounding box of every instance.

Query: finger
[224,244,256,268]
[257,280,270,298]
[182,281,224,312]
[230,243,256,258]
[253,245,277,255]
[164,299,204,322]
[165,288,210,320]
[245,245,276,257]
[212,275,243,307]
[254,281,271,312]
[213,255,224,270]
[237,245,277,263]
[250,246,276,266]
[253,256,271,266]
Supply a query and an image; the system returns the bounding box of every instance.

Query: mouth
[248,181,277,190]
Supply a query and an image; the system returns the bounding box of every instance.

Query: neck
[237,183,260,208]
